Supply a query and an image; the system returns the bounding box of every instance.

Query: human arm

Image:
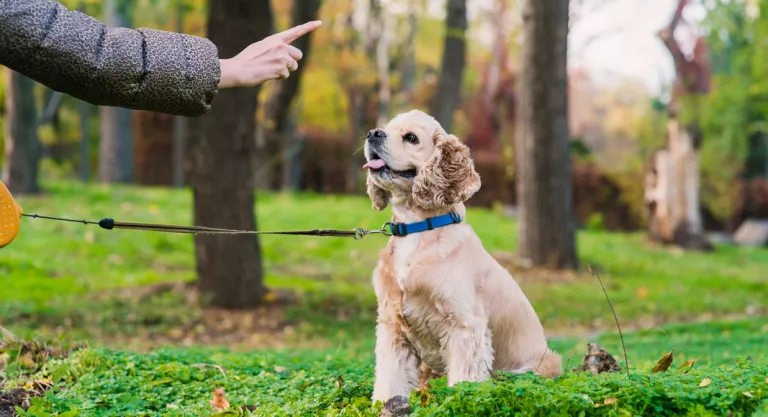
[0,0,219,116]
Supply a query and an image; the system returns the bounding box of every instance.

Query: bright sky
[568,0,707,94]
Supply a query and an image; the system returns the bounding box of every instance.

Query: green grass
[1,180,766,346]
[3,318,767,416]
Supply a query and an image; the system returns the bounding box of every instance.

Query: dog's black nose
[367,129,386,143]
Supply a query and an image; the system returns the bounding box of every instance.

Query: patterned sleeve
[0,0,221,117]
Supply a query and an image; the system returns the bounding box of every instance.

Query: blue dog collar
[385,212,462,237]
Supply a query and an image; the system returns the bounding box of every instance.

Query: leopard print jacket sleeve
[0,0,221,117]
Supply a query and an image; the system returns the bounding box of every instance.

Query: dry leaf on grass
[652,350,674,373]
[678,358,696,374]
[210,387,230,411]
[743,392,753,398]
[699,378,711,387]
[604,398,619,405]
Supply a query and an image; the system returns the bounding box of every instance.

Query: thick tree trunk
[188,0,270,309]
[262,0,322,191]
[98,0,133,183]
[429,0,467,132]
[515,0,578,270]
[2,70,40,194]
[173,3,188,188]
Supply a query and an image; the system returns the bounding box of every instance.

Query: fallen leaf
[210,387,230,411]
[652,350,674,373]
[604,398,619,405]
[336,375,344,389]
[636,287,648,299]
[743,391,753,398]
[678,358,696,374]
[0,352,9,370]
[699,378,711,387]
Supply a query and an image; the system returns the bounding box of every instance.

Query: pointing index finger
[277,21,322,43]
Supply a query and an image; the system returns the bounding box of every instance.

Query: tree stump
[644,119,712,250]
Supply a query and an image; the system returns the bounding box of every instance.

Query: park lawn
[1,317,767,416]
[1,180,766,348]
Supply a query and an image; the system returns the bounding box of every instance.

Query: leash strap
[21,214,381,240]
[20,211,463,240]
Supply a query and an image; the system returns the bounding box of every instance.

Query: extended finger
[286,44,303,61]
[275,21,322,44]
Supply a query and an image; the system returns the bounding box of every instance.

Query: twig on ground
[0,325,16,341]
[588,264,630,376]
[534,337,552,374]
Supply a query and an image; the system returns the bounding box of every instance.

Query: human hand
[218,21,322,89]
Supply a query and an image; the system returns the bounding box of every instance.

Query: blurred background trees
[3,0,768,307]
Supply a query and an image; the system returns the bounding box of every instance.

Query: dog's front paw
[379,395,411,417]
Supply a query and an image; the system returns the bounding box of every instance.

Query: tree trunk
[261,0,322,191]
[173,3,188,188]
[80,101,91,182]
[373,0,390,126]
[132,110,174,185]
[2,70,40,194]
[188,0,271,309]
[644,0,711,250]
[644,120,711,249]
[515,0,578,270]
[345,90,367,193]
[429,0,467,132]
[98,0,133,183]
[400,8,417,104]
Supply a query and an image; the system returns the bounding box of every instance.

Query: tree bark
[80,101,91,182]
[515,0,578,270]
[173,3,188,188]
[262,0,322,191]
[132,110,174,185]
[188,0,271,309]
[644,0,711,250]
[2,70,40,194]
[373,0,390,127]
[98,0,133,183]
[429,0,467,132]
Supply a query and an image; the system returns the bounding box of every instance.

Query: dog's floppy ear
[366,175,390,211]
[412,129,481,210]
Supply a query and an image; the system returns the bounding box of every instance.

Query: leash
[19,212,462,240]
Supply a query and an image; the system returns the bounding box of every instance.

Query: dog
[363,110,562,404]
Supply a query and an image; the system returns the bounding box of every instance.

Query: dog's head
[363,110,480,211]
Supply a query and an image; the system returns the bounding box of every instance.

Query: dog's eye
[403,132,419,144]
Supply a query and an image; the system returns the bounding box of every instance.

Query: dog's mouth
[363,152,417,179]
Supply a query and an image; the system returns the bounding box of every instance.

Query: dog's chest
[392,235,420,291]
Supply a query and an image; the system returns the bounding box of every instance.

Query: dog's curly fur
[364,110,562,404]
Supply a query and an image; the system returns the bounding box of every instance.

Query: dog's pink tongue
[363,159,385,170]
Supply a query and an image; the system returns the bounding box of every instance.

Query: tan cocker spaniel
[363,110,562,404]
